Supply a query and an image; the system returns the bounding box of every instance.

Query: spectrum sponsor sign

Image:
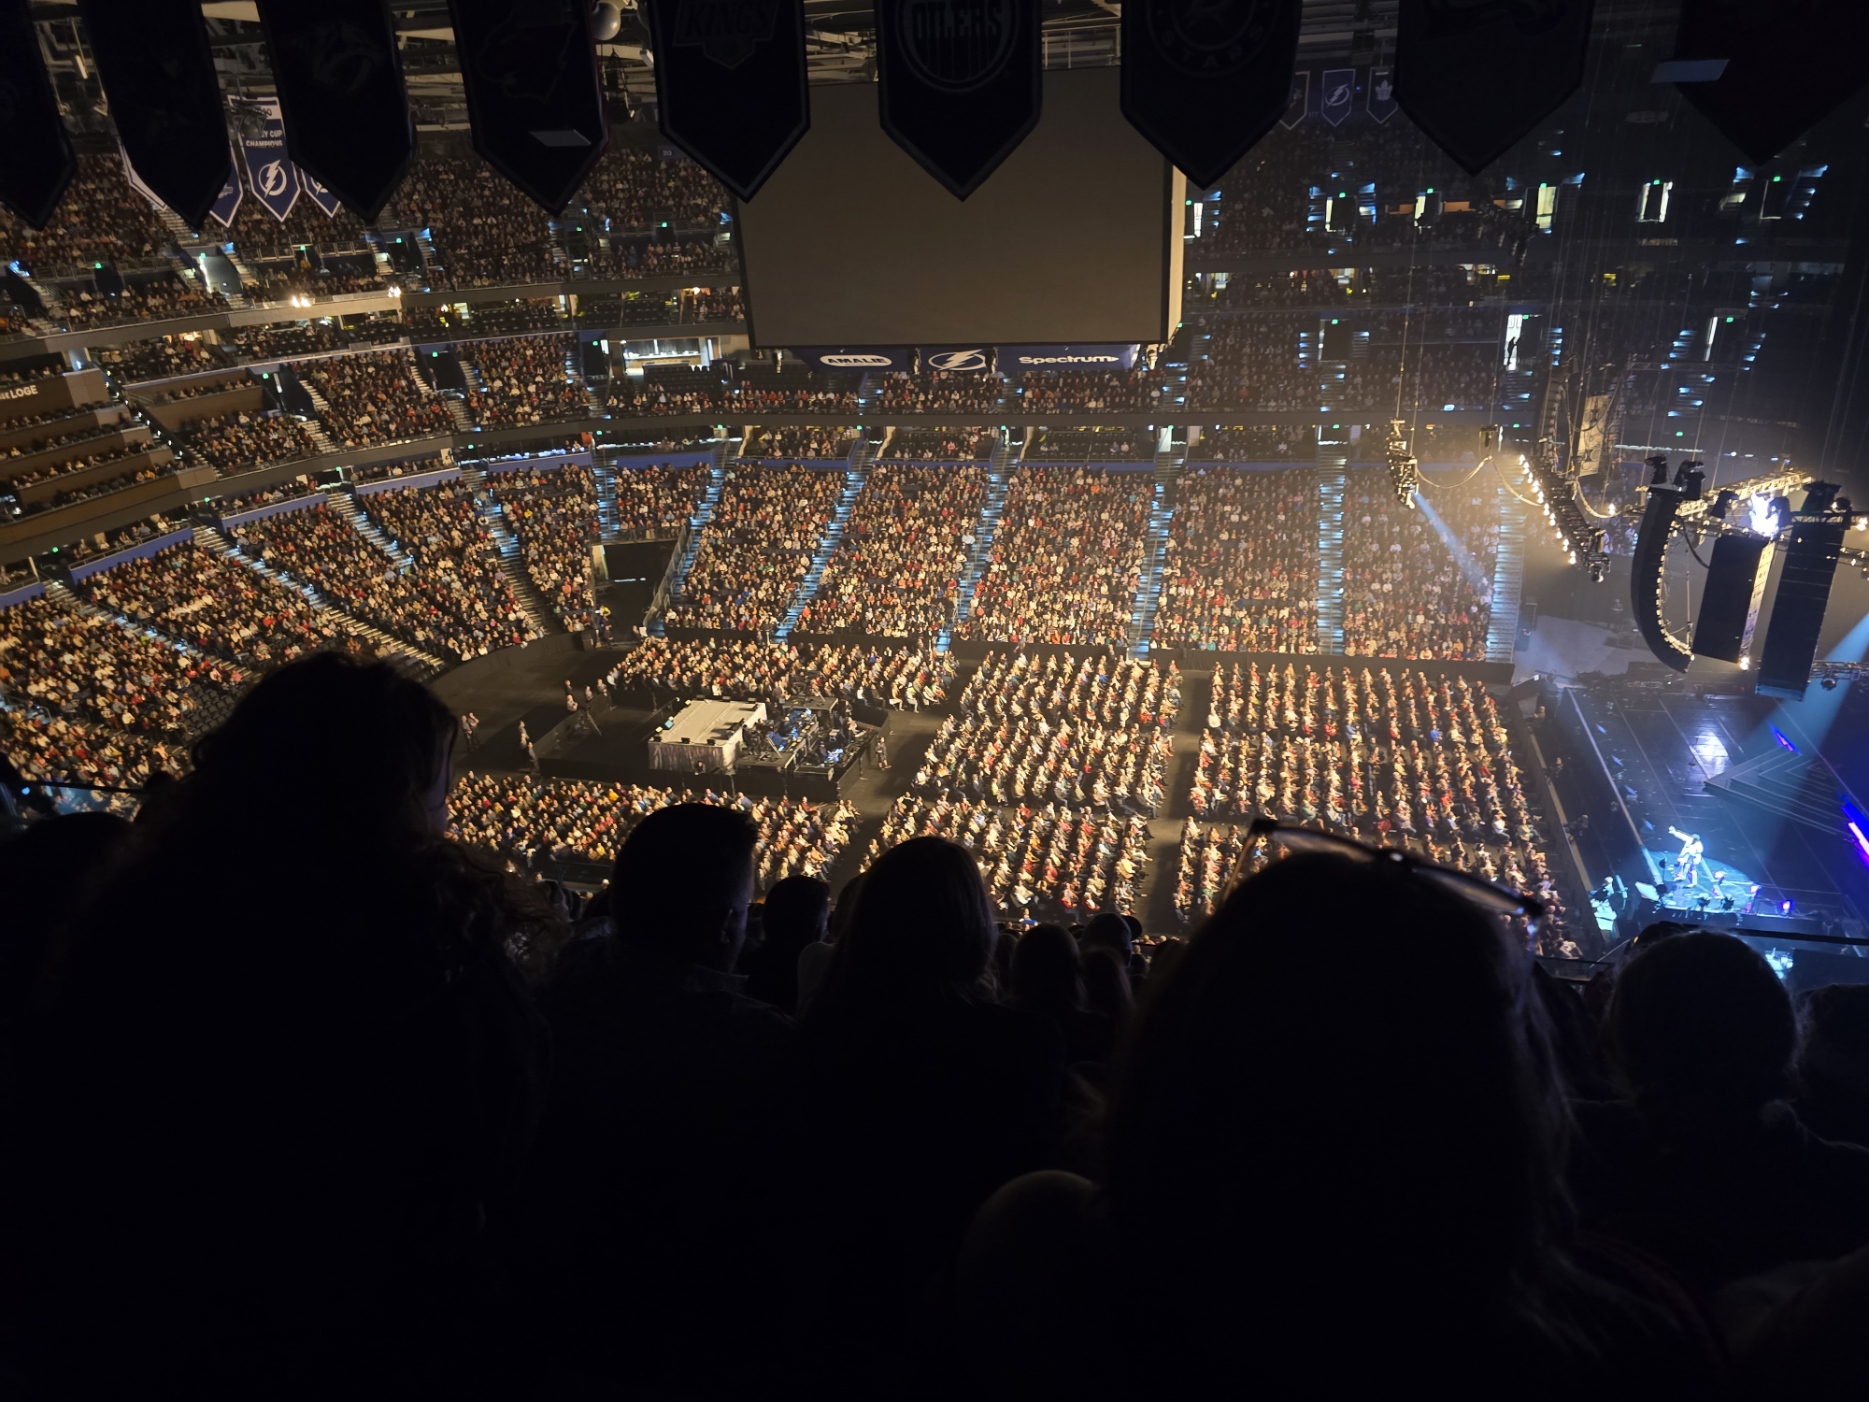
[998,343,1139,370]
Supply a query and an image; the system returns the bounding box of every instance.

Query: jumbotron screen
[736,67,1184,347]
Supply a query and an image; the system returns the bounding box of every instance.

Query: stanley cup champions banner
[1395,0,1594,174]
[240,101,301,223]
[875,0,1042,199]
[1121,0,1301,189]
[644,0,810,200]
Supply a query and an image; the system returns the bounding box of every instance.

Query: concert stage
[1544,671,1869,941]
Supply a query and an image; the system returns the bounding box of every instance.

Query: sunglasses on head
[1238,817,1546,936]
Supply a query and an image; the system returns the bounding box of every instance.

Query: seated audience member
[1009,923,1115,1068]
[743,872,829,1014]
[12,654,552,1397]
[1795,984,1869,1149]
[954,852,1712,1397]
[1576,933,1869,1288]
[520,803,791,1392]
[794,837,1067,1387]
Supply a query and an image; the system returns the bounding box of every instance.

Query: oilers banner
[875,0,1042,199]
[643,0,810,200]
[793,347,914,374]
[1396,0,1594,174]
[998,344,1139,372]
[1121,0,1300,190]
[241,101,301,223]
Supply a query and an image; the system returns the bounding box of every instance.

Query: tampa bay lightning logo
[1145,0,1276,77]
[899,0,1016,92]
[929,348,987,372]
[258,160,291,198]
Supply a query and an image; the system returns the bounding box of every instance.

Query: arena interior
[9,1,1869,1395]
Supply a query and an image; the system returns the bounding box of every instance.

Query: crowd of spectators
[1342,476,1498,660]
[956,466,1152,647]
[871,793,1150,919]
[681,287,744,322]
[663,464,844,633]
[611,461,708,539]
[93,335,225,383]
[74,538,340,667]
[245,263,384,305]
[1186,319,1316,410]
[577,148,727,231]
[359,481,540,652]
[0,153,170,272]
[1187,425,1317,461]
[295,350,457,448]
[460,335,588,427]
[57,273,227,330]
[793,464,984,639]
[16,646,1869,1398]
[882,428,997,460]
[449,771,854,890]
[586,236,730,279]
[1154,466,1318,653]
[748,426,856,460]
[1017,369,1161,414]
[2,442,174,518]
[608,636,953,711]
[1026,429,1151,461]
[221,196,377,260]
[169,410,322,475]
[605,366,728,416]
[488,465,600,627]
[226,318,397,361]
[873,370,1004,414]
[397,156,559,288]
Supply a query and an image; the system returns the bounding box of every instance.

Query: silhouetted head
[1010,923,1083,1014]
[0,811,130,1017]
[828,871,864,946]
[817,836,996,1008]
[761,873,830,954]
[1081,911,1134,960]
[610,803,757,971]
[1108,852,1564,1310]
[1608,931,1795,1137]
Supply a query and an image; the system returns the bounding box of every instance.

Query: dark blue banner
[240,99,302,223]
[0,0,74,229]
[999,343,1138,372]
[793,347,914,373]
[207,169,244,228]
[1368,65,1397,123]
[922,346,991,373]
[300,167,342,218]
[1320,67,1355,126]
[1281,69,1308,128]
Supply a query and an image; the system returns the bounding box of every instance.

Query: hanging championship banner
[1319,67,1356,127]
[240,100,301,223]
[300,168,343,218]
[445,0,609,213]
[874,0,1042,199]
[1280,69,1309,128]
[207,168,244,228]
[1673,0,1869,163]
[255,0,412,221]
[120,147,162,208]
[77,0,233,228]
[1121,0,1300,191]
[1367,65,1397,123]
[1395,0,1594,174]
[643,0,809,201]
[0,0,75,229]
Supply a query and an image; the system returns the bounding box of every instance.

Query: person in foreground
[953,849,1716,1399]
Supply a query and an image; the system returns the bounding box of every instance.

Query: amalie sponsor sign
[793,347,914,372]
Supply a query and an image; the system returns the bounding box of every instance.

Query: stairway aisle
[1128,450,1182,659]
[1486,479,1527,664]
[776,440,874,641]
[328,490,415,568]
[591,453,621,537]
[472,482,563,636]
[194,524,449,675]
[941,438,1014,651]
[652,447,731,636]
[1315,464,1347,654]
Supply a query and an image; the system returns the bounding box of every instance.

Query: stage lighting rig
[1384,420,1419,508]
[1517,450,1609,581]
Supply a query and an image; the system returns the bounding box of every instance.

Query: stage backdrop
[737,67,1183,346]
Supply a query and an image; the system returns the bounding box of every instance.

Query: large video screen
[736,67,1183,347]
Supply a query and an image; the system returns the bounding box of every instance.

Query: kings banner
[875,0,1042,199]
[240,101,301,223]
[1395,0,1593,174]
[643,0,810,201]
[1122,0,1300,190]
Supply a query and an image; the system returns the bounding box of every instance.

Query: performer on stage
[1668,826,1705,889]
